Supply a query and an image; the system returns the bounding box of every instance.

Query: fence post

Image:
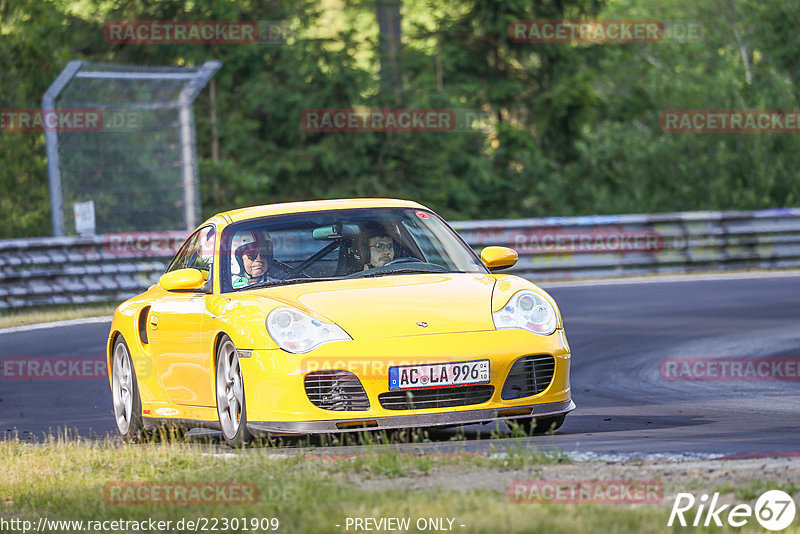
[42,60,84,237]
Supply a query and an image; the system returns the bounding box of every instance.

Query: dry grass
[1,436,796,534]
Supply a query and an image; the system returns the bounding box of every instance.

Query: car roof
[208,198,428,225]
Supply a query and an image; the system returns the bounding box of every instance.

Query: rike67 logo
[668,490,796,531]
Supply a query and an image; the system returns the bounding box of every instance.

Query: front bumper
[239,328,572,426]
[247,398,575,434]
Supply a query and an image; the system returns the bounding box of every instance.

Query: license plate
[388,359,490,390]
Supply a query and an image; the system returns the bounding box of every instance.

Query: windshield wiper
[355,268,450,278]
[237,277,341,290]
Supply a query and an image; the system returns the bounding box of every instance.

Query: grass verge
[2,436,796,534]
[715,480,799,501]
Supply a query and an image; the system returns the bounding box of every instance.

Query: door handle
[149,315,159,330]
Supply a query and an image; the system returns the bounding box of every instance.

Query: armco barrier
[1,208,799,311]
[0,232,187,311]
[452,207,800,280]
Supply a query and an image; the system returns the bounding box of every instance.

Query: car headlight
[492,291,557,336]
[266,306,351,353]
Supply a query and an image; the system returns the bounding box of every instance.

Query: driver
[357,229,396,270]
[230,229,277,288]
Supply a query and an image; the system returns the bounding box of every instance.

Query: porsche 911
[107,198,574,446]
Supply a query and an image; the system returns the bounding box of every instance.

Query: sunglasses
[370,242,393,252]
[244,250,270,261]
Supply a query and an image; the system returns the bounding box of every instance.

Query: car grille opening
[137,306,150,344]
[336,420,378,430]
[501,354,556,400]
[378,385,494,411]
[304,370,370,411]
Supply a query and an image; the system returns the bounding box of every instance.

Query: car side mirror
[481,246,518,271]
[159,268,207,292]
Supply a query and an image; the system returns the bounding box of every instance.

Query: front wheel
[515,414,566,435]
[111,336,146,441]
[215,335,252,447]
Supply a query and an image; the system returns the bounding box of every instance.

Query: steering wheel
[382,257,424,266]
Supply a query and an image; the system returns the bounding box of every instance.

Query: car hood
[253,273,497,339]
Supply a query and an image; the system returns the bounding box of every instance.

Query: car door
[149,226,217,407]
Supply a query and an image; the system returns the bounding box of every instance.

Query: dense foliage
[1,0,798,237]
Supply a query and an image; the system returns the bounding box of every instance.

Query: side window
[192,227,216,280]
[165,226,216,280]
[165,232,200,274]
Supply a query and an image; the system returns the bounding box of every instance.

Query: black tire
[215,334,252,447]
[111,336,147,442]
[516,414,566,435]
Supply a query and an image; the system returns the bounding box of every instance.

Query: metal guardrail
[453,207,800,280]
[0,232,186,311]
[2,208,800,311]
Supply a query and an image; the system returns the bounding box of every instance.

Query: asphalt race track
[1,273,798,458]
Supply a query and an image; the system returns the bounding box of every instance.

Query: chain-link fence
[43,61,221,236]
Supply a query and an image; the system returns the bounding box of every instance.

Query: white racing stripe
[487,451,726,462]
[539,270,800,289]
[567,451,726,462]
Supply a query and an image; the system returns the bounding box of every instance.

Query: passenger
[355,229,396,270]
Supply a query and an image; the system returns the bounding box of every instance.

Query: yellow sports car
[107,199,574,446]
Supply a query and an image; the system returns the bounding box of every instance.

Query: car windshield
[220,207,486,292]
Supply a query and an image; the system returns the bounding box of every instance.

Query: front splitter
[247,399,575,434]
